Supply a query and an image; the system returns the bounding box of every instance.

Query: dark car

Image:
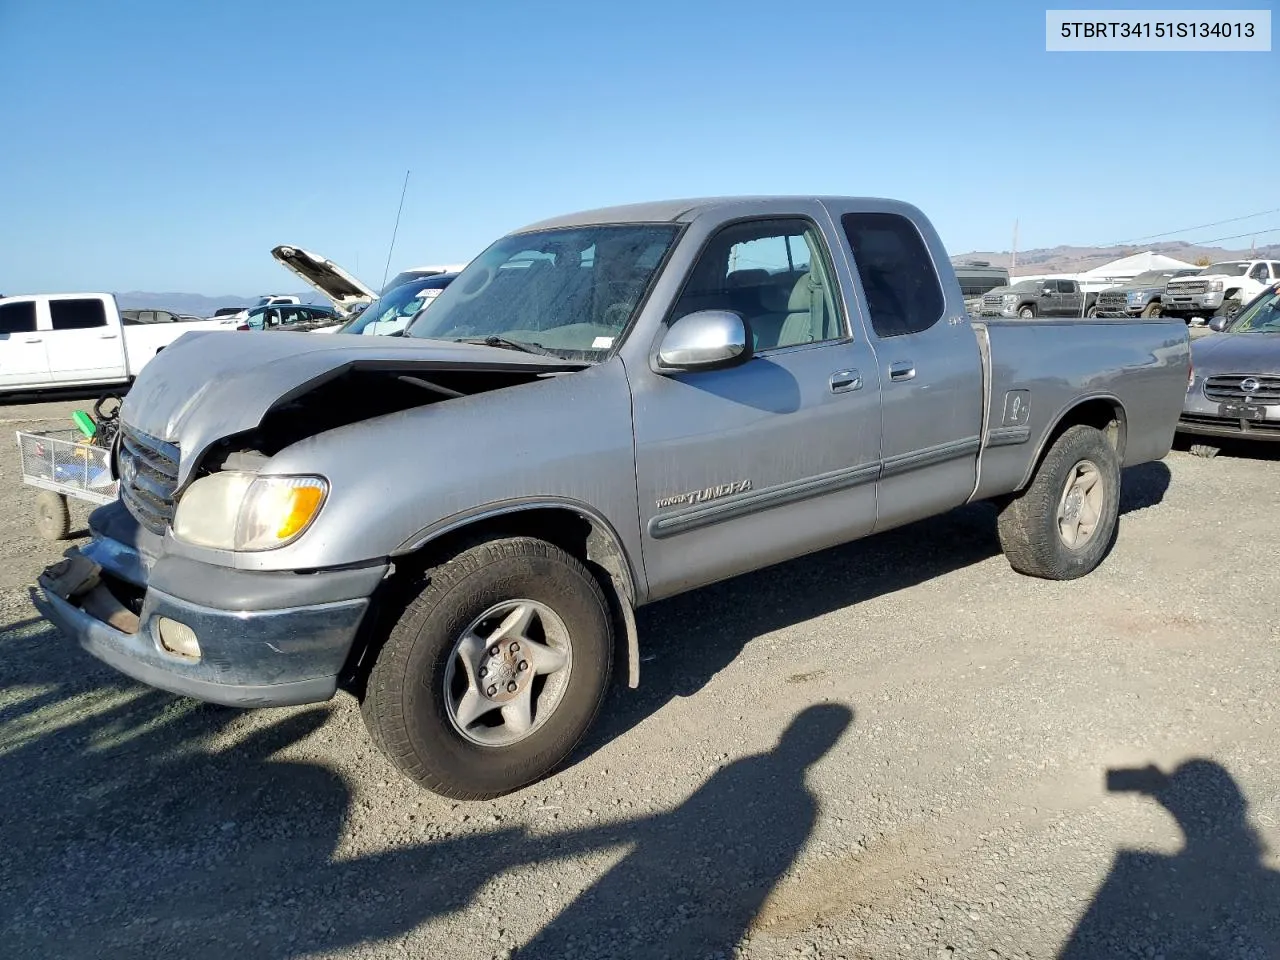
[238,304,341,332]
[979,278,1085,318]
[1094,269,1200,318]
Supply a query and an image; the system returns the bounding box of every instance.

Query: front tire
[997,425,1120,580]
[1018,305,1036,319]
[361,537,613,800]
[1214,298,1242,322]
[1140,301,1162,318]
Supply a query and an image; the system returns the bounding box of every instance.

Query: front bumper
[35,505,387,707]
[1162,292,1224,314]
[1179,386,1280,443]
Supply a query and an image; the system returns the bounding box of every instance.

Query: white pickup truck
[1161,259,1280,323]
[0,293,227,393]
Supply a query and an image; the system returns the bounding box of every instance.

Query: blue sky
[0,0,1274,294]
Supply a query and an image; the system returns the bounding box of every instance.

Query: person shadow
[1060,759,1280,959]
[517,703,854,959]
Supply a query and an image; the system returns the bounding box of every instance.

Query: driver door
[629,216,883,600]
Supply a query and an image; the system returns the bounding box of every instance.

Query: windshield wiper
[454,335,555,356]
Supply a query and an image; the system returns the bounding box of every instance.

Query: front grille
[1096,292,1129,309]
[1167,280,1208,295]
[1204,375,1280,404]
[1180,413,1280,434]
[981,294,1006,308]
[118,426,180,534]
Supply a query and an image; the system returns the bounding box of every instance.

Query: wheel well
[340,507,638,697]
[1224,288,1240,300]
[1020,397,1126,491]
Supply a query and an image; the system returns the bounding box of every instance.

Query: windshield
[1228,285,1280,333]
[1200,262,1248,277]
[342,277,453,335]
[1009,280,1040,292]
[1128,271,1176,286]
[407,224,681,359]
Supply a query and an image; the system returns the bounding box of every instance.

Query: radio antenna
[381,169,411,291]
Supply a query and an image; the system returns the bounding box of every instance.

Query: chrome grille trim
[118,426,179,534]
[1203,375,1280,404]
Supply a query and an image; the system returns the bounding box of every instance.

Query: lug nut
[478,666,487,678]
[507,681,518,693]
[509,641,520,653]
[487,685,497,697]
[489,646,499,657]
[518,660,528,672]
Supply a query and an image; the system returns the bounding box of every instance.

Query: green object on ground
[72,410,97,439]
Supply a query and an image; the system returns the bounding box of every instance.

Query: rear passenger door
[1060,280,1084,316]
[0,300,50,387]
[829,206,984,533]
[44,297,127,383]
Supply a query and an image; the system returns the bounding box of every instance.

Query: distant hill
[112,291,328,316]
[953,241,1280,277]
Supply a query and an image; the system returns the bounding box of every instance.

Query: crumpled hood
[1190,332,1280,375]
[121,330,580,484]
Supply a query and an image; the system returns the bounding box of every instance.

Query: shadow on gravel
[585,460,1169,760]
[1172,432,1280,462]
[1060,759,1280,958]
[1,602,854,959]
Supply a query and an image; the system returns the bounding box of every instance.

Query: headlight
[1126,292,1143,304]
[173,472,328,551]
[1209,280,1223,292]
[1001,294,1017,304]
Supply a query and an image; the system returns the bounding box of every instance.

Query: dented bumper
[35,506,386,707]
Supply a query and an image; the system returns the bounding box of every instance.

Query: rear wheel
[34,492,70,541]
[361,536,614,800]
[997,425,1120,580]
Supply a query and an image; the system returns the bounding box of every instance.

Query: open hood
[120,330,583,485]
[271,245,379,316]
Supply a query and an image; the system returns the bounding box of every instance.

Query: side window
[1250,263,1268,281]
[0,301,37,335]
[670,218,843,351]
[1057,280,1075,294]
[49,299,107,330]
[840,212,944,338]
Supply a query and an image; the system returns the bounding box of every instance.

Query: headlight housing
[1001,294,1017,304]
[173,472,328,551]
[1209,280,1224,292]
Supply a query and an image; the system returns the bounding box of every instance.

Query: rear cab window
[49,298,108,330]
[839,212,944,338]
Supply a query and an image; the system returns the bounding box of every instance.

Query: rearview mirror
[1208,316,1229,333]
[656,310,752,371]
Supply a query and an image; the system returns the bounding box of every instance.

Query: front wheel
[1214,298,1242,322]
[1086,305,1098,318]
[997,425,1120,580]
[361,537,614,800]
[1140,301,1162,318]
[1018,305,1036,319]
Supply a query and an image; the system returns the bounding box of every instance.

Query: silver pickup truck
[36,197,1191,799]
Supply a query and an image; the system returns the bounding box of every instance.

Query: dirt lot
[1,395,1277,960]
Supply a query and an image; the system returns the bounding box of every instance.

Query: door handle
[889,361,915,382]
[99,333,119,339]
[829,369,862,393]
[22,337,42,343]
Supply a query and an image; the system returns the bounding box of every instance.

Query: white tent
[1079,250,1198,281]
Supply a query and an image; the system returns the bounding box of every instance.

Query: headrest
[727,268,769,288]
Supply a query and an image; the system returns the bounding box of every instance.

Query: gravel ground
[1,395,1277,960]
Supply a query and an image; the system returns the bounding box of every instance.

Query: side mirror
[1208,316,1229,333]
[1043,287,1054,295]
[656,310,752,371]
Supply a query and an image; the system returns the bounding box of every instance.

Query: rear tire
[361,536,614,800]
[1189,443,1220,459]
[997,425,1120,580]
[35,492,70,541]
